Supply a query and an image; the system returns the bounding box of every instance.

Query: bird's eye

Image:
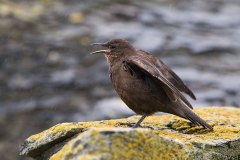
[110,45,117,49]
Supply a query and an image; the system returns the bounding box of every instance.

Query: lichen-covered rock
[20,107,240,160]
[50,128,189,160]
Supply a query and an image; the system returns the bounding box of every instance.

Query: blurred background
[0,0,240,159]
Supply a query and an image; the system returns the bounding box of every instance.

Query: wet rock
[47,51,61,64]
[20,107,240,160]
[88,98,134,120]
[50,69,76,86]
[8,74,35,90]
[88,0,240,53]
[173,68,219,84]
[109,4,139,20]
[138,10,156,24]
[133,29,165,51]
[68,12,85,24]
[74,61,110,88]
[220,75,240,93]
[43,26,90,44]
[0,96,69,117]
[196,90,226,105]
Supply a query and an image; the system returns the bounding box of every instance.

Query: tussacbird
[91,39,213,130]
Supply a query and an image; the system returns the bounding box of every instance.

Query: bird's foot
[117,122,141,128]
[117,122,154,129]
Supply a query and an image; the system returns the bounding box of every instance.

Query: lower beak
[90,49,110,54]
[90,42,109,54]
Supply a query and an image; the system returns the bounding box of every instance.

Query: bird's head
[90,39,135,59]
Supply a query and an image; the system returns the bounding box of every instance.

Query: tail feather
[182,107,213,130]
[173,102,213,130]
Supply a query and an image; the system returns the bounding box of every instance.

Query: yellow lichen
[50,128,115,160]
[28,123,83,142]
[23,107,240,160]
[149,107,240,144]
[28,107,240,145]
[51,128,189,160]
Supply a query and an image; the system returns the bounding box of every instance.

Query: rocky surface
[1,0,240,160]
[20,107,240,160]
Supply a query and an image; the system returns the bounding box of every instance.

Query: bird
[90,39,213,130]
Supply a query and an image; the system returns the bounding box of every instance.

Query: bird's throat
[105,54,118,67]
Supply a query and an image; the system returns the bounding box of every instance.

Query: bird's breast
[109,62,159,115]
[110,62,137,93]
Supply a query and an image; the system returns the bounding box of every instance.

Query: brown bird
[91,39,213,130]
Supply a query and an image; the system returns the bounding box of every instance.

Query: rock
[0,96,69,117]
[20,107,240,160]
[196,90,226,104]
[68,12,85,24]
[173,67,219,84]
[20,123,84,158]
[50,69,76,85]
[109,4,139,20]
[8,74,36,90]
[87,98,134,120]
[220,75,240,92]
[88,0,240,53]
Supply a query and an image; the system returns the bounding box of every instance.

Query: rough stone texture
[20,107,240,160]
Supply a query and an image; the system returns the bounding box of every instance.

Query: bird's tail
[173,103,213,130]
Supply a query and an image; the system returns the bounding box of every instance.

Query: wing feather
[125,55,194,109]
[138,50,196,100]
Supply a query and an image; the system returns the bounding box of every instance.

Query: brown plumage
[91,39,213,130]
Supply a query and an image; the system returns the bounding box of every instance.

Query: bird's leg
[133,114,147,128]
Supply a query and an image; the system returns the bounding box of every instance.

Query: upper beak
[91,43,108,46]
[90,42,110,54]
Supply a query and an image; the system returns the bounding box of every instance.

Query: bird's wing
[138,50,196,100]
[124,54,194,109]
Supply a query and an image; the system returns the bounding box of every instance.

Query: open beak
[90,42,110,54]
